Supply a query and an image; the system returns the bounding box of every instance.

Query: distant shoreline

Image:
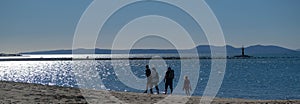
[1,81,299,103]
[0,56,298,61]
[0,53,22,57]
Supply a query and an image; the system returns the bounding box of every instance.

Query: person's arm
[164,74,166,83]
[145,70,147,77]
[183,80,185,91]
[189,80,192,91]
[172,70,175,80]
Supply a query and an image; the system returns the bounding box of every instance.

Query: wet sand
[0,81,299,104]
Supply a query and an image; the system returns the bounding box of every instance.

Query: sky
[0,0,299,53]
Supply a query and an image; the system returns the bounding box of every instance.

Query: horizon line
[14,44,298,54]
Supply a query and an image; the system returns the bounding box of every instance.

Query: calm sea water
[0,54,299,100]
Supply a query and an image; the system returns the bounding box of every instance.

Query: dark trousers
[150,85,159,94]
[165,79,173,94]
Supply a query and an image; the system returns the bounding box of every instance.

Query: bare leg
[185,90,187,96]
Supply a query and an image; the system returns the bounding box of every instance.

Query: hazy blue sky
[0,0,299,53]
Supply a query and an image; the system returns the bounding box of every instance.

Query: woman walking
[151,67,159,94]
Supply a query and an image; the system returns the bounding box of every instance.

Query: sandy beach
[0,81,299,104]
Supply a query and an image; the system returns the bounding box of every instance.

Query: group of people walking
[143,65,192,96]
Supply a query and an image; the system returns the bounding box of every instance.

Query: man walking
[164,67,174,94]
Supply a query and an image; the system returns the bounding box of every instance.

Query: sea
[0,54,299,100]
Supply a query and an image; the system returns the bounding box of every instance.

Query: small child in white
[183,76,192,96]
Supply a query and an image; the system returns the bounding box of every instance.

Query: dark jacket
[145,68,151,77]
[165,70,174,80]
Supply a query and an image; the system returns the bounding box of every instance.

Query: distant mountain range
[21,45,299,56]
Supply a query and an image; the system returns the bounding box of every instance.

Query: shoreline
[0,81,299,104]
[0,56,298,61]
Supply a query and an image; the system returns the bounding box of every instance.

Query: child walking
[183,76,192,96]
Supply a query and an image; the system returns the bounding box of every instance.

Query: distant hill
[195,45,297,56]
[21,49,72,54]
[21,49,179,54]
[245,45,297,54]
[296,49,300,51]
[21,45,298,56]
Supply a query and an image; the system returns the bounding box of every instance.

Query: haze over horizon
[1,0,300,53]
[18,44,297,53]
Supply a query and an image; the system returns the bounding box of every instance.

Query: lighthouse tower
[233,45,252,58]
[242,46,245,56]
